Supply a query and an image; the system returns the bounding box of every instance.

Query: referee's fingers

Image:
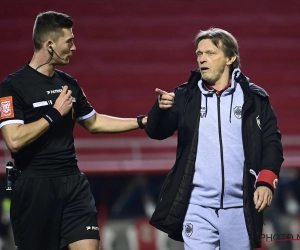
[60,85,69,96]
[66,89,72,98]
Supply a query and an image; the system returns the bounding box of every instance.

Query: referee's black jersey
[0,63,95,176]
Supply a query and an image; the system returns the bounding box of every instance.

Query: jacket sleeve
[256,98,283,192]
[145,90,179,140]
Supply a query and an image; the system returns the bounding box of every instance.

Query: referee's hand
[53,86,73,116]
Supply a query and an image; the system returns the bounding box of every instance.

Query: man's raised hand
[53,86,73,116]
[155,88,175,110]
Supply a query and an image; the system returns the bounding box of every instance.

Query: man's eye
[207,52,215,56]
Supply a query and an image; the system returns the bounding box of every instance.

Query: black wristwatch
[137,115,146,129]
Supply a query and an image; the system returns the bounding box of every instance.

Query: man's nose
[198,55,206,63]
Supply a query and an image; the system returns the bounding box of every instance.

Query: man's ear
[46,40,53,53]
[226,55,236,65]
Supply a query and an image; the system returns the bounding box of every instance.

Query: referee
[0,11,146,250]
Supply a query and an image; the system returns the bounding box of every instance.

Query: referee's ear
[45,40,54,54]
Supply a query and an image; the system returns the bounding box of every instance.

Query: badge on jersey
[0,96,15,120]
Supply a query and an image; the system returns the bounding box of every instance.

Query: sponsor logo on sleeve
[0,96,14,120]
[256,115,262,130]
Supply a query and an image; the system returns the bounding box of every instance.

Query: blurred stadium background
[0,1,299,249]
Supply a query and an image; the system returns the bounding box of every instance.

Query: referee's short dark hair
[33,11,73,51]
[194,27,240,70]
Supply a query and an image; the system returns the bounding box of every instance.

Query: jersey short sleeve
[74,86,95,121]
[0,77,25,128]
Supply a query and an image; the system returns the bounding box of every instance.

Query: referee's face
[52,28,76,65]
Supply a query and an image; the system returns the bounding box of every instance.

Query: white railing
[0,135,299,175]
[0,137,177,175]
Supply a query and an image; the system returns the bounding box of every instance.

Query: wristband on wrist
[137,115,146,129]
[43,108,62,126]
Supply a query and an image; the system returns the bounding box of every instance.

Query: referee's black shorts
[10,171,100,250]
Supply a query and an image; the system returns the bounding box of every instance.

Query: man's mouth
[200,67,209,72]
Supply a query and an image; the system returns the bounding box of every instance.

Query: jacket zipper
[217,96,225,209]
[241,96,257,244]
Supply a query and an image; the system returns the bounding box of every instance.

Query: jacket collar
[198,68,242,96]
[180,68,269,99]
